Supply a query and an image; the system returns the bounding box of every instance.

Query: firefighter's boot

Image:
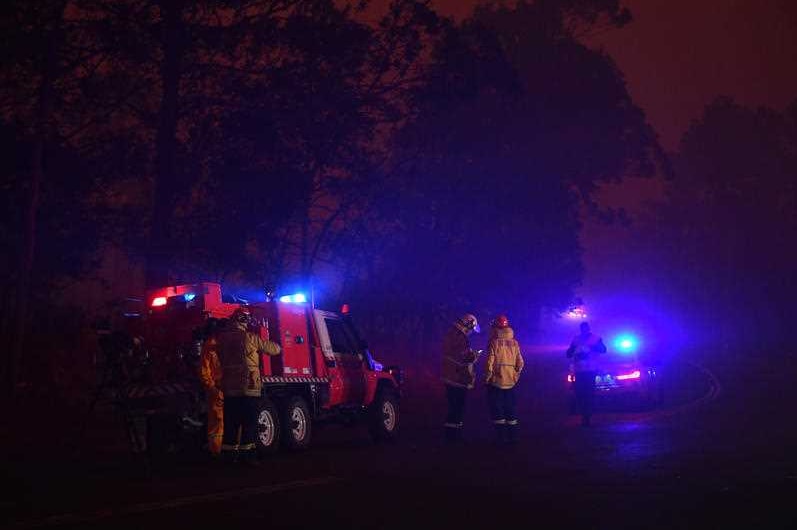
[241,450,261,467]
[220,448,238,464]
[444,426,460,444]
[505,421,518,445]
[492,421,506,444]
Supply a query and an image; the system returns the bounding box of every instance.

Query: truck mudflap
[262,376,329,384]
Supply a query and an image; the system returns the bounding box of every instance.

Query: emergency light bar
[279,293,307,304]
[151,293,197,307]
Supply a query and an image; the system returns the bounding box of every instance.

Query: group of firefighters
[441,313,606,444]
[197,306,605,460]
[199,306,280,463]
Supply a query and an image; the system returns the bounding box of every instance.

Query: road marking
[660,361,722,417]
[8,476,341,529]
[634,361,722,421]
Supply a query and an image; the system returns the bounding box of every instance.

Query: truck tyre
[369,389,399,442]
[281,396,312,451]
[255,397,281,455]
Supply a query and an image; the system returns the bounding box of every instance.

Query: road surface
[3,346,796,529]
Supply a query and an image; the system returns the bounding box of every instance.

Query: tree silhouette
[644,97,797,347]
[351,1,660,336]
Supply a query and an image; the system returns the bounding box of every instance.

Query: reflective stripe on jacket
[485,327,524,389]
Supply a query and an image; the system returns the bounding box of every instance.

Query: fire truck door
[322,316,365,405]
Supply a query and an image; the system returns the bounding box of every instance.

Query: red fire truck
[105,282,401,455]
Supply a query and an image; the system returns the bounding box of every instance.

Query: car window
[324,318,358,355]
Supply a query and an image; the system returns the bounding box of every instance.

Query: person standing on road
[217,307,281,463]
[441,313,482,443]
[484,314,524,444]
[198,319,224,457]
[566,321,607,427]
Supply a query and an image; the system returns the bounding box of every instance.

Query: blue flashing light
[279,293,307,304]
[184,293,196,302]
[614,334,638,354]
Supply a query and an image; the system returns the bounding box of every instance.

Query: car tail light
[616,370,641,381]
[151,296,167,307]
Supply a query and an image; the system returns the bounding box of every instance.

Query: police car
[567,333,660,411]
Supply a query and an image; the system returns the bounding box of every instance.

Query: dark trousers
[574,371,597,422]
[444,384,467,441]
[222,396,258,453]
[488,386,518,442]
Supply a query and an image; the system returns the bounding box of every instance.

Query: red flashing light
[151,296,167,307]
[616,370,641,381]
[341,304,350,314]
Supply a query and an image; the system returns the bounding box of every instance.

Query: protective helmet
[492,314,509,329]
[232,306,251,325]
[457,313,480,334]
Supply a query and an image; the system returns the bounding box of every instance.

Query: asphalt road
[4,347,797,529]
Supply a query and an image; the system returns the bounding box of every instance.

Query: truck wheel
[255,397,280,455]
[281,396,312,451]
[369,390,399,442]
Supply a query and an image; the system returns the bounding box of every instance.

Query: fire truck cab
[120,282,401,454]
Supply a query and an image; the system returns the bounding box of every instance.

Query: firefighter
[484,314,524,444]
[566,321,607,427]
[441,313,481,443]
[199,319,224,457]
[217,307,281,463]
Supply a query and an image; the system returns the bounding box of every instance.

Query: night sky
[428,0,797,150]
[416,0,797,302]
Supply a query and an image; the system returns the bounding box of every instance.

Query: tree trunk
[7,3,65,398]
[146,0,184,288]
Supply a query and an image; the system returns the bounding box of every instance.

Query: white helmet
[457,313,480,334]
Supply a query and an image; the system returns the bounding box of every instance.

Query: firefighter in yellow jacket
[199,322,224,456]
[218,307,281,463]
[484,314,524,444]
[441,313,481,443]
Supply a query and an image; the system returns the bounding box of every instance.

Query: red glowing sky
[416,0,797,150]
